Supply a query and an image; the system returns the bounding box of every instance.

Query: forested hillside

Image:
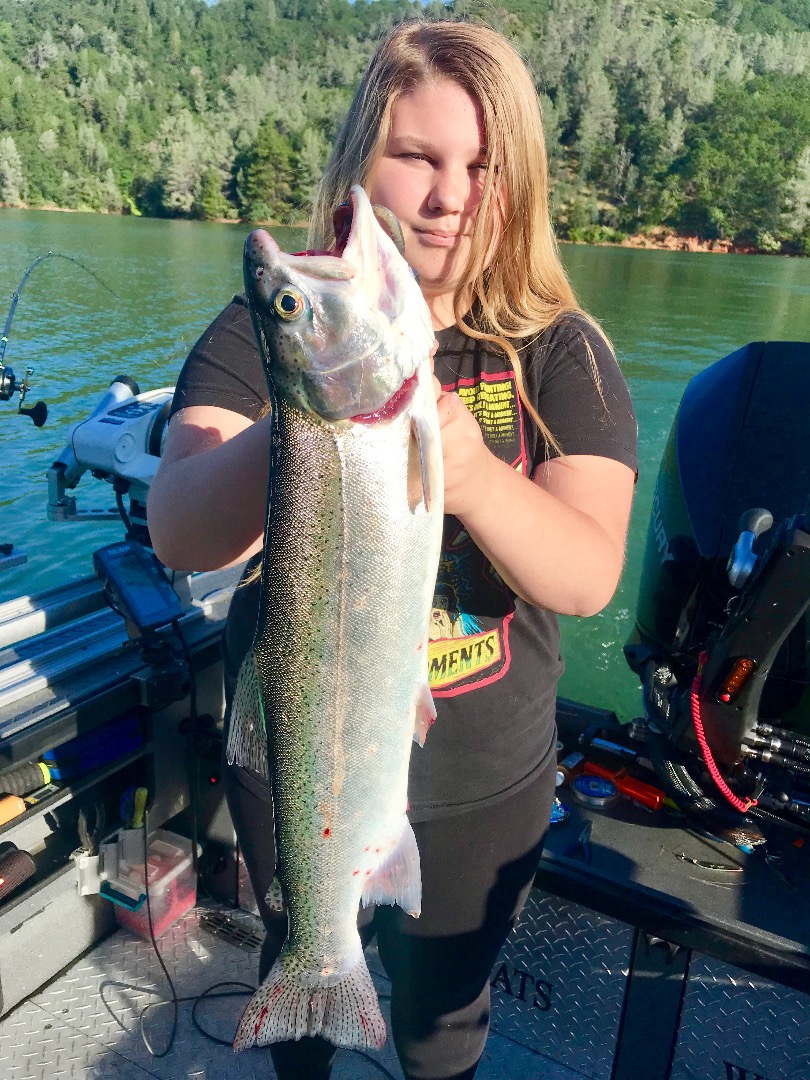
[0,0,808,253]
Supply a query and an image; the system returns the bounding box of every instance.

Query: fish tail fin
[225,652,268,777]
[233,949,386,1052]
[361,814,421,917]
[412,678,436,747]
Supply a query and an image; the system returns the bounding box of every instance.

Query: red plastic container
[114,830,198,939]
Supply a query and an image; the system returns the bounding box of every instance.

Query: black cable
[115,490,134,537]
[748,803,810,837]
[139,806,179,1057]
[172,618,200,877]
[190,981,257,1044]
[171,618,198,720]
[166,572,235,906]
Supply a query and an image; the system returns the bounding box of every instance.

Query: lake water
[1,208,809,721]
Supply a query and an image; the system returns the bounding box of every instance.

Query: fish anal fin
[360,815,421,917]
[233,948,386,1051]
[412,678,436,748]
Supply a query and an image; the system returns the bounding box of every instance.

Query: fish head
[243,185,434,423]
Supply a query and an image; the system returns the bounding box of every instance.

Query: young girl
[148,19,637,1080]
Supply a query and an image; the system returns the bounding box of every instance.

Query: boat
[0,342,808,1080]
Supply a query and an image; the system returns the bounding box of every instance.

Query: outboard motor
[626,341,810,834]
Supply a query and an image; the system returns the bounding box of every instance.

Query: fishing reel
[0,361,47,426]
[47,376,174,545]
[1,362,46,572]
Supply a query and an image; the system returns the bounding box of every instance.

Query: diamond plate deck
[0,899,586,1080]
[490,888,633,1080]
[0,999,155,1079]
[671,952,810,1080]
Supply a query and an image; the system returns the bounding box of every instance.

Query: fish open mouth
[333,201,406,259]
[350,373,418,425]
[289,203,405,263]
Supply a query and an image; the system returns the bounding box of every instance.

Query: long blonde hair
[310,19,609,447]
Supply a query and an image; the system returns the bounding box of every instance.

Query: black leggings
[224,754,555,1080]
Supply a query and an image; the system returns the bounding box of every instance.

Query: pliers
[564,821,592,864]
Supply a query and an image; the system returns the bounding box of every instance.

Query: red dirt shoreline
[613,228,756,255]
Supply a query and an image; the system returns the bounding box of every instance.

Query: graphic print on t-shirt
[455,370,525,463]
[428,369,525,697]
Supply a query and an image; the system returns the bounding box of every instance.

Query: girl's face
[366,78,490,330]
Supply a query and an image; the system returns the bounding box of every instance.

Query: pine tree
[0,134,24,204]
[235,114,295,222]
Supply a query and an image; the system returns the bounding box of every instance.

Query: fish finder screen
[94,542,184,631]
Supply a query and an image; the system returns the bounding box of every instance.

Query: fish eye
[272,287,308,321]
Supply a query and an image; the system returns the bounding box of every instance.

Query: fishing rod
[0,250,120,426]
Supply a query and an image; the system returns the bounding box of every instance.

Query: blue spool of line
[570,774,621,810]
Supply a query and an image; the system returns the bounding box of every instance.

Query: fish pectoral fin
[233,945,386,1051]
[409,409,441,513]
[225,651,268,778]
[412,678,436,748]
[360,815,421,917]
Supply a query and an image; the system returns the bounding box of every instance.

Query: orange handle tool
[583,762,665,811]
[0,795,27,827]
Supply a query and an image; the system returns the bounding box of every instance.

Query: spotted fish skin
[231,186,442,1052]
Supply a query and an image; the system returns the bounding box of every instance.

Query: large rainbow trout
[230,186,443,1051]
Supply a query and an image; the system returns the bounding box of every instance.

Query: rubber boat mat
[0,901,583,1080]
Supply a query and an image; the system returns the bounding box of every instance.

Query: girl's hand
[433,376,494,519]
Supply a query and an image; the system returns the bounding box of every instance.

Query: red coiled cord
[691,651,757,813]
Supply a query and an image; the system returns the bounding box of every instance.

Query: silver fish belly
[230,186,442,1052]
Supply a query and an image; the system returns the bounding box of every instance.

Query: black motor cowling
[626,341,810,828]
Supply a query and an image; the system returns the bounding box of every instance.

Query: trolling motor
[47,377,174,545]
[625,341,810,837]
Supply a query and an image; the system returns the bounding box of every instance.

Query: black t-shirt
[170,296,638,819]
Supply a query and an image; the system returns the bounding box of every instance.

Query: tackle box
[105,828,200,940]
